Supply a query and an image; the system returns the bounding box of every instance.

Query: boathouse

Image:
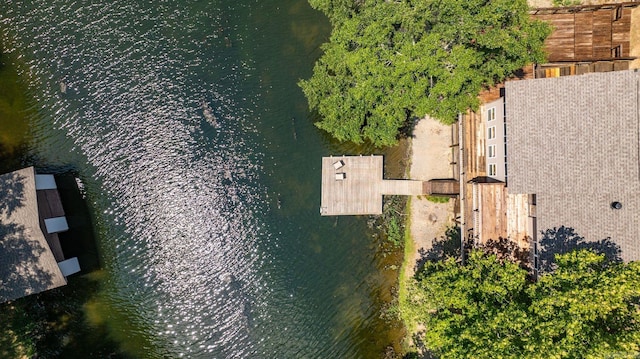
[0,167,81,302]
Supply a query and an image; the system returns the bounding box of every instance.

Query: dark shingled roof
[0,167,66,302]
[506,70,640,262]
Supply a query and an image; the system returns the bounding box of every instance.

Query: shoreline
[399,116,456,347]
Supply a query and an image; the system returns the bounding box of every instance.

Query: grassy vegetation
[397,222,640,358]
[424,195,450,204]
[398,223,463,356]
[373,195,408,248]
[397,197,416,336]
[366,194,413,358]
[552,0,581,6]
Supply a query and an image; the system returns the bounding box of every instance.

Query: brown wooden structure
[320,155,425,216]
[459,106,532,249]
[424,179,459,196]
[534,60,631,78]
[458,4,640,259]
[471,181,508,244]
[37,188,66,261]
[460,109,487,244]
[532,3,638,63]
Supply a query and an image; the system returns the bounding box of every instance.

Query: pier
[320,155,425,216]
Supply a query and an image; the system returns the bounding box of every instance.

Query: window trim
[612,44,622,58]
[487,107,496,122]
[488,126,496,140]
[488,163,497,176]
[488,144,496,158]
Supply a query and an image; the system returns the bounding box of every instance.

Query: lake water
[0,1,404,357]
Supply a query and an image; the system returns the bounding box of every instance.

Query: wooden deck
[460,109,483,242]
[471,182,508,243]
[478,65,535,104]
[469,181,532,249]
[460,109,533,247]
[533,6,635,62]
[320,155,424,216]
[424,179,459,195]
[36,189,66,262]
[506,193,533,248]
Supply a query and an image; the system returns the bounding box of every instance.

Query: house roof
[506,70,640,262]
[506,70,640,195]
[536,193,640,263]
[0,167,66,302]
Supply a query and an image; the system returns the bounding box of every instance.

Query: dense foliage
[404,249,640,358]
[300,0,550,146]
[0,278,129,359]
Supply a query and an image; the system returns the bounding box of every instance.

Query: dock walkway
[320,155,425,216]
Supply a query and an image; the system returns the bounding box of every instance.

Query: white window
[488,126,496,140]
[488,145,496,158]
[488,163,497,176]
[487,107,496,121]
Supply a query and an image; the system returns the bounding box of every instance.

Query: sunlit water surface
[0,1,401,358]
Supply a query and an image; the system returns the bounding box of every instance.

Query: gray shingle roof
[506,70,640,262]
[506,70,640,195]
[536,193,640,263]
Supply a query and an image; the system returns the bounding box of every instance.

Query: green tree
[526,250,640,358]
[404,249,640,358]
[300,0,550,146]
[307,0,361,25]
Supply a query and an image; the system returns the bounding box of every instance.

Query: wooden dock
[36,189,66,262]
[320,155,424,216]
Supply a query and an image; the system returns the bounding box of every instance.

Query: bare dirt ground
[528,0,553,7]
[405,117,455,278]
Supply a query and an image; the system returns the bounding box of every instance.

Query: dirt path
[405,117,456,278]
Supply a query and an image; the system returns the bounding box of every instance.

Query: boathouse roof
[0,167,67,302]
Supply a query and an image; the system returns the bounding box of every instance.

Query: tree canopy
[300,0,550,146]
[404,249,640,358]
